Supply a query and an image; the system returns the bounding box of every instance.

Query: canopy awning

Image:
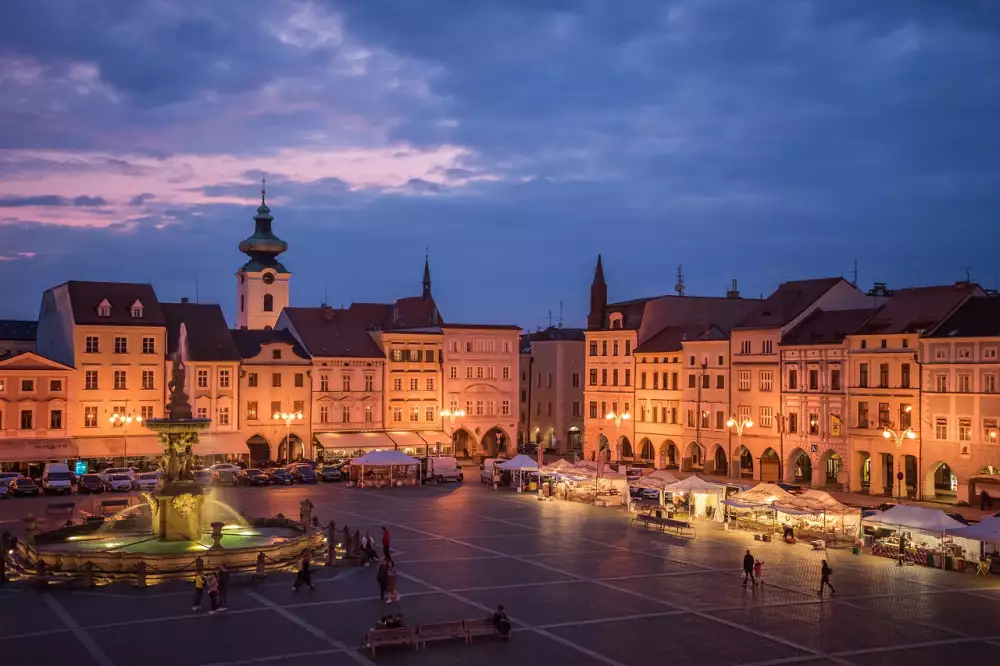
[0,437,78,462]
[314,431,396,451]
[666,475,726,493]
[350,450,420,466]
[863,505,965,534]
[723,482,792,508]
[193,432,246,456]
[773,490,856,516]
[76,435,162,457]
[947,515,1000,544]
[417,431,451,446]
[385,431,431,449]
[498,454,539,471]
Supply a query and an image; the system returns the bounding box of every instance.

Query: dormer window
[608,313,624,329]
[131,299,144,318]
[97,298,112,317]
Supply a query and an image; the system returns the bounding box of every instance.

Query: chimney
[181,297,190,303]
[726,279,740,299]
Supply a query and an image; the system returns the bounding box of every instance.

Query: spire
[261,177,266,206]
[593,253,606,286]
[587,254,608,330]
[239,181,288,273]
[422,248,432,300]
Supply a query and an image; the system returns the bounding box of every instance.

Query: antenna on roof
[547,310,553,327]
[323,284,328,306]
[675,265,686,296]
[195,277,200,303]
[962,266,972,282]
[559,300,564,328]
[852,258,858,287]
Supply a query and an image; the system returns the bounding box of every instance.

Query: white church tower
[236,181,290,330]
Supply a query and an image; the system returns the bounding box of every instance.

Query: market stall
[349,450,420,488]
[863,505,976,568]
[947,516,1000,571]
[772,490,861,546]
[722,483,792,532]
[663,475,727,522]
[498,455,540,491]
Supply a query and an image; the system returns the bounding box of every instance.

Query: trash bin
[852,545,860,556]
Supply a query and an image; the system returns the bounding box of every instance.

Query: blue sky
[1,1,998,328]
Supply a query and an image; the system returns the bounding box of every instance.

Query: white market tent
[723,483,791,509]
[648,470,680,484]
[351,450,420,466]
[863,505,965,534]
[349,449,420,488]
[947,515,1000,548]
[664,475,726,522]
[498,455,539,471]
[666,475,726,493]
[543,458,574,472]
[773,490,862,538]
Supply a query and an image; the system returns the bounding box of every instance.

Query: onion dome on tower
[238,180,288,273]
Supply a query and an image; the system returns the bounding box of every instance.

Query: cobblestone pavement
[3,482,1000,665]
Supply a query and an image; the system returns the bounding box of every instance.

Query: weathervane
[261,177,266,205]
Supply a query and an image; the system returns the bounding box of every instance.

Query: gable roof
[230,328,310,360]
[60,281,165,326]
[735,278,846,330]
[282,306,385,358]
[781,308,877,346]
[853,283,982,336]
[635,324,725,354]
[0,320,37,342]
[0,351,73,371]
[925,296,1000,339]
[162,302,241,362]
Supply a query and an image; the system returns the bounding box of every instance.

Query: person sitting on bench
[493,605,512,640]
[783,523,795,543]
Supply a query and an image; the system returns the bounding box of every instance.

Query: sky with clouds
[1,0,998,329]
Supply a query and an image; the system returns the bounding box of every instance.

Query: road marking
[196,648,346,666]
[245,590,376,666]
[43,593,115,666]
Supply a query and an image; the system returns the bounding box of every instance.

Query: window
[364,405,373,422]
[449,366,458,379]
[20,379,34,392]
[20,410,32,430]
[787,369,797,390]
[197,369,209,388]
[263,294,273,312]
[465,366,473,379]
[196,407,208,419]
[85,370,98,390]
[464,341,472,353]
[900,404,912,429]
[219,369,230,388]
[935,417,948,440]
[545,372,552,387]
[879,364,889,388]
[142,337,155,354]
[520,389,527,402]
[475,366,484,379]
[601,369,608,385]
[424,377,433,391]
[272,349,282,360]
[738,371,750,391]
[859,363,869,388]
[701,410,710,429]
[218,407,230,426]
[959,418,972,442]
[422,406,433,422]
[114,336,127,354]
[740,340,751,354]
[652,373,658,389]
[318,405,328,423]
[612,369,619,386]
[900,363,910,388]
[248,372,258,387]
[271,401,281,416]
[85,335,99,353]
[84,407,97,428]
[985,348,998,360]
[589,342,597,356]
[984,418,998,443]
[49,409,62,429]
[489,400,497,416]
[535,401,541,416]
[393,378,402,391]
[503,366,511,380]
[571,372,580,388]
[718,355,724,366]
[113,370,127,390]
[860,339,867,349]
[248,402,259,420]
[613,341,619,356]
[857,402,869,428]
[688,375,696,389]
[319,374,329,391]
[602,341,608,356]
[346,406,355,423]
[881,339,887,349]
[365,375,374,392]
[294,373,304,387]
[788,412,798,433]
[672,372,678,390]
[809,414,819,435]
[589,401,598,419]
[935,374,947,392]
[934,348,946,360]
[716,411,725,429]
[689,356,695,367]
[49,379,62,392]
[625,340,631,356]
[762,340,773,354]
[131,303,143,318]
[985,374,997,394]
[141,370,154,390]
[759,406,773,427]
[958,348,972,360]
[409,378,419,391]
[878,402,890,427]
[830,368,841,391]
[140,405,154,420]
[624,369,631,386]
[957,374,971,393]
[272,373,281,388]
[392,407,402,423]
[475,400,484,416]
[809,369,819,390]
[760,371,773,392]
[503,341,511,353]
[686,410,695,427]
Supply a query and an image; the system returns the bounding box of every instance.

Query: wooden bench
[416,621,467,648]
[99,498,130,516]
[45,502,76,518]
[361,627,416,656]
[464,618,502,642]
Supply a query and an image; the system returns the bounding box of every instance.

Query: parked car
[267,468,295,485]
[99,467,135,483]
[210,463,240,486]
[237,468,270,486]
[104,474,133,492]
[0,482,8,499]
[8,477,40,497]
[288,464,317,483]
[317,465,342,482]
[41,463,74,495]
[421,456,463,483]
[0,471,24,487]
[133,473,160,491]
[480,458,505,483]
[193,470,213,487]
[78,474,105,494]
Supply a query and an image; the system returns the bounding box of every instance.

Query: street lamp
[273,411,303,462]
[440,408,466,456]
[883,423,916,499]
[109,411,143,467]
[605,410,631,428]
[726,416,753,478]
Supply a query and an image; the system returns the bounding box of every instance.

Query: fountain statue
[144,323,211,540]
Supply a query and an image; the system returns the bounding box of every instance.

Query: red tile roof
[59,281,165,326]
[634,324,725,354]
[854,283,982,335]
[282,306,385,358]
[780,308,876,346]
[735,278,846,329]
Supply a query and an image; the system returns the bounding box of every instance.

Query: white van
[42,463,74,495]
[421,456,463,483]
[480,458,504,484]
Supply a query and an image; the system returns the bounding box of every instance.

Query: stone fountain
[143,323,211,541]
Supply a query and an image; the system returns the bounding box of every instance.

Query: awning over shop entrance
[194,432,247,456]
[417,431,451,447]
[386,431,431,453]
[314,431,396,456]
[0,438,78,462]
[76,435,162,458]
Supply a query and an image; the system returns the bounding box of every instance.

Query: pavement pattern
[3,481,1000,665]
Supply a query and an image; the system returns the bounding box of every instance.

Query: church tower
[587,254,607,329]
[236,181,290,330]
[422,252,432,300]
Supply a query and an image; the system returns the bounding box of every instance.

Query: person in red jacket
[381,526,391,558]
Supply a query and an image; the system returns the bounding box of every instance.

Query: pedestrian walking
[206,573,220,614]
[742,549,755,587]
[381,526,391,559]
[217,564,230,611]
[376,558,389,602]
[363,531,378,565]
[191,571,204,612]
[818,559,836,596]
[753,558,763,583]
[386,558,401,603]
[293,553,315,591]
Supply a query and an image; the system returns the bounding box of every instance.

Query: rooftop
[230,327,310,360]
[853,282,982,336]
[0,319,37,342]
[281,306,385,358]
[634,324,726,354]
[162,302,241,362]
[59,281,166,326]
[925,295,1000,339]
[780,308,876,346]
[735,277,846,329]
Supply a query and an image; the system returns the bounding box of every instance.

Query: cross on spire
[261,177,266,205]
